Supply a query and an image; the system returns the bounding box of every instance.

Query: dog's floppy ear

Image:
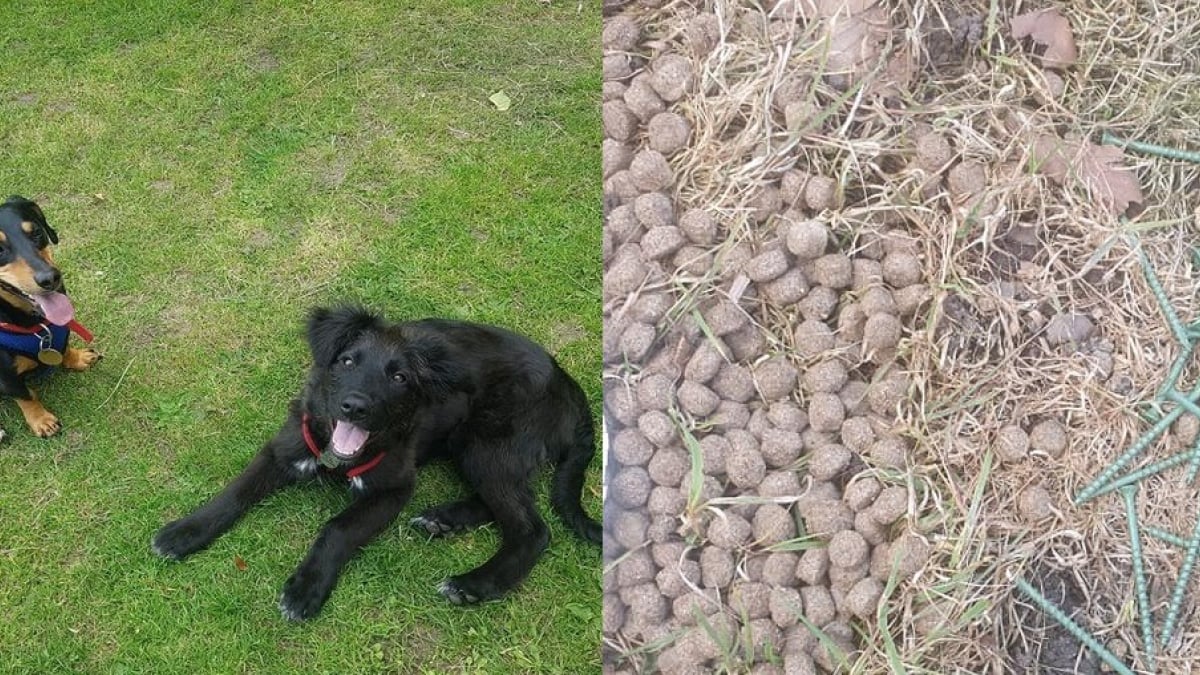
[306,306,382,366]
[4,195,57,244]
[403,333,468,400]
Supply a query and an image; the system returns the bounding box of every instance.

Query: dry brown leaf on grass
[798,0,892,89]
[1032,133,1143,215]
[1011,8,1077,68]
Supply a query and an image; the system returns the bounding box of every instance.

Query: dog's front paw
[24,409,60,438]
[279,566,332,621]
[64,347,102,371]
[438,576,503,605]
[410,515,457,537]
[152,519,210,560]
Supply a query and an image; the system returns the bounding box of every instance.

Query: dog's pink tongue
[33,292,75,326]
[331,420,369,458]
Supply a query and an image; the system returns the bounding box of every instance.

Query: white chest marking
[293,458,318,475]
[350,476,365,492]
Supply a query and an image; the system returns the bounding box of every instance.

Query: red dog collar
[300,413,386,479]
[0,318,93,342]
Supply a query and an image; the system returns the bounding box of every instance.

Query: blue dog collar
[0,322,69,361]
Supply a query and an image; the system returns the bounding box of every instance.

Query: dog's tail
[550,400,603,546]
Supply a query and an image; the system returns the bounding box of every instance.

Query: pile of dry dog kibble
[602,8,933,675]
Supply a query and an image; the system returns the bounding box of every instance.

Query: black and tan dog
[0,196,99,437]
[153,306,601,620]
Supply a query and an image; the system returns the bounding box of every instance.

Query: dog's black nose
[340,393,370,420]
[35,268,61,291]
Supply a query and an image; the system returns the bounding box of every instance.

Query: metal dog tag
[319,451,342,469]
[37,348,63,366]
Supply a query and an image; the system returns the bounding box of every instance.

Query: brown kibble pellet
[760,428,803,468]
[881,251,923,288]
[755,357,798,401]
[620,322,655,362]
[797,286,839,321]
[727,437,767,489]
[604,251,648,296]
[711,400,751,431]
[633,191,676,229]
[603,139,633,179]
[793,319,835,359]
[762,551,799,586]
[948,160,986,198]
[786,219,829,260]
[640,226,686,261]
[801,499,854,536]
[855,509,887,545]
[684,341,725,384]
[829,560,868,594]
[630,149,674,192]
[711,362,754,403]
[767,401,807,432]
[868,435,907,470]
[843,476,882,512]
[613,428,655,466]
[995,424,1029,463]
[769,586,804,628]
[780,170,810,205]
[638,409,676,448]
[616,549,655,587]
[763,268,809,306]
[1018,484,1055,521]
[602,100,639,142]
[801,585,836,626]
[840,416,876,453]
[804,360,848,394]
[747,248,790,283]
[679,209,717,245]
[813,620,857,672]
[674,245,712,275]
[606,204,640,244]
[678,381,720,417]
[604,594,626,635]
[808,443,851,481]
[610,508,649,551]
[860,286,897,316]
[648,445,689,486]
[827,530,870,568]
[807,392,845,433]
[752,503,797,545]
[795,547,829,586]
[844,577,884,619]
[726,325,766,362]
[707,510,753,549]
[837,302,866,342]
[839,380,871,417]
[862,313,902,362]
[894,283,931,317]
[759,470,802,498]
[605,383,640,426]
[672,589,721,626]
[637,373,675,412]
[870,486,908,524]
[702,300,748,336]
[867,374,909,416]
[699,434,729,476]
[623,75,665,122]
[700,546,736,588]
[811,253,853,289]
[611,466,653,509]
[648,112,692,155]
[602,80,628,101]
[915,132,952,172]
[602,14,640,51]
[1029,419,1068,458]
[851,258,883,290]
[686,13,721,56]
[804,175,837,211]
[625,581,669,625]
[604,169,639,202]
[649,53,693,102]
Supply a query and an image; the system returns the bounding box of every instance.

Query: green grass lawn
[0,2,600,672]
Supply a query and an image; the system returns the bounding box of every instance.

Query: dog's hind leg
[410,496,493,537]
[438,438,550,605]
[152,419,307,560]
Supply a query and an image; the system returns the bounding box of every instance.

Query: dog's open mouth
[330,419,370,459]
[0,281,75,326]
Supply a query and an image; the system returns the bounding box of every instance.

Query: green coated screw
[1156,344,1196,403]
[1102,132,1200,165]
[1159,509,1200,647]
[1119,485,1155,671]
[1131,239,1192,347]
[1085,444,1200,502]
[1145,525,1188,549]
[1013,576,1135,675]
[1075,387,1200,503]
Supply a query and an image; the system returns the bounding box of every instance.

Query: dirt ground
[602,1,1200,673]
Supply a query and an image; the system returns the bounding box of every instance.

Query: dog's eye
[392,372,407,383]
[340,356,354,367]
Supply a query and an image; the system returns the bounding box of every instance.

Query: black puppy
[153,306,601,620]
